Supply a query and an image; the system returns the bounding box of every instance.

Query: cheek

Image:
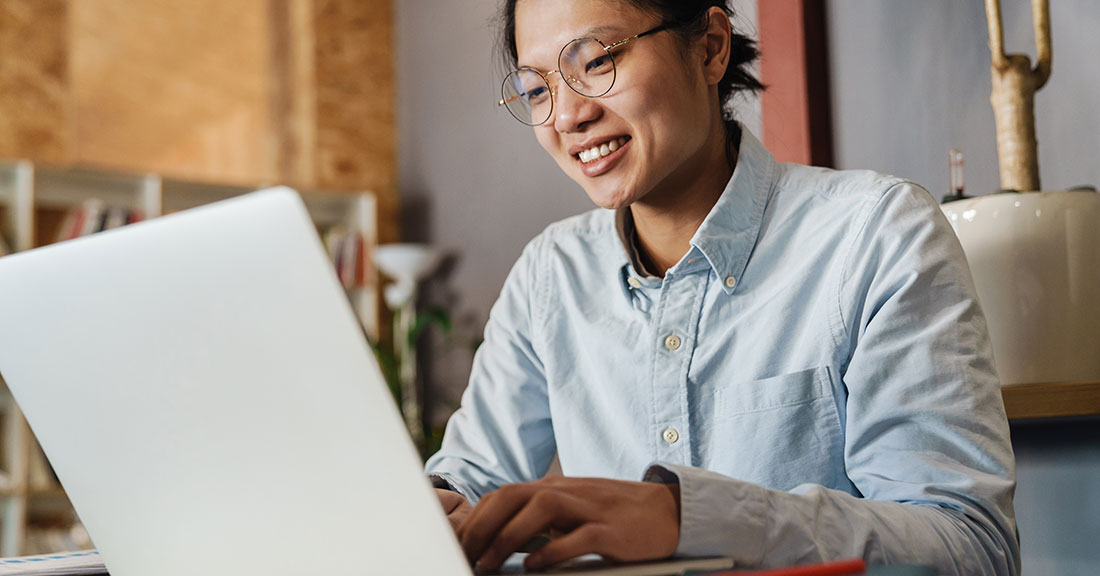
[534,127,561,157]
[647,90,709,156]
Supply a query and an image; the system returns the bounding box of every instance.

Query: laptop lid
[0,188,471,575]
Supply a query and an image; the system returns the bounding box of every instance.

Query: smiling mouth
[576,136,631,164]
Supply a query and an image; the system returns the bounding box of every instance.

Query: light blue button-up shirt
[426,129,1019,574]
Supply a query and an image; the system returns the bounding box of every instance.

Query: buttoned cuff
[642,463,768,566]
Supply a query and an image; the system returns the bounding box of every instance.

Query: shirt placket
[649,269,705,466]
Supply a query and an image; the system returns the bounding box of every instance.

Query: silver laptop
[0,189,731,576]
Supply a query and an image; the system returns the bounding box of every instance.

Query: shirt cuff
[428,473,473,503]
[642,463,768,566]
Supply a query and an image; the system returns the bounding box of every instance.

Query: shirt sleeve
[423,237,557,503]
[645,183,1020,575]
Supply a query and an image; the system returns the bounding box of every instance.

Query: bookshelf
[0,160,379,557]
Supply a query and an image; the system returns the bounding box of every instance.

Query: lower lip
[577,139,631,177]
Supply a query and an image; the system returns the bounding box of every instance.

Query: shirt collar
[688,128,777,295]
[614,127,778,295]
[615,209,658,279]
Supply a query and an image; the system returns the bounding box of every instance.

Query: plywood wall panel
[1,0,398,241]
[269,0,318,187]
[313,0,397,243]
[0,0,70,164]
[69,0,276,184]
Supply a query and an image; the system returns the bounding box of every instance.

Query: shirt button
[627,277,642,289]
[662,427,679,444]
[725,276,737,289]
[664,334,682,351]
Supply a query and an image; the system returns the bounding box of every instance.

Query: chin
[560,156,640,210]
[582,185,636,210]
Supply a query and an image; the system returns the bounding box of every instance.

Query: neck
[632,123,738,277]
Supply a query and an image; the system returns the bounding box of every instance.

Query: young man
[426,1,1020,574]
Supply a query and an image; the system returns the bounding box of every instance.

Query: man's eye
[585,55,612,75]
[526,86,549,103]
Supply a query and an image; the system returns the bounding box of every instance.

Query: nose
[552,82,601,133]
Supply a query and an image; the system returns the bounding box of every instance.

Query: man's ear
[701,6,732,86]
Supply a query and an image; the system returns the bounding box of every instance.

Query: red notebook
[708,558,865,576]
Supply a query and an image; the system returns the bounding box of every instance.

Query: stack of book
[55,200,143,243]
[322,227,368,290]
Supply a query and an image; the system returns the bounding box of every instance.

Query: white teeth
[578,137,629,164]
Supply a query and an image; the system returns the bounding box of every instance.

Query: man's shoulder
[770,164,938,229]
[777,163,914,205]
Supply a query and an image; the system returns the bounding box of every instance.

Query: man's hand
[436,488,474,531]
[456,476,680,572]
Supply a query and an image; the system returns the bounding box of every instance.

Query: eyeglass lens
[502,68,553,126]
[501,37,618,126]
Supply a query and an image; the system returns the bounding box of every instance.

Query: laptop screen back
[0,189,469,575]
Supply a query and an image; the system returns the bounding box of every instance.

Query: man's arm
[649,183,1019,574]
[454,184,1019,575]
[424,237,557,503]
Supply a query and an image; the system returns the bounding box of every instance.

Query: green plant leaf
[408,306,452,346]
[370,340,403,407]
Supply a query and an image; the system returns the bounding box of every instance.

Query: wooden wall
[0,0,398,242]
[0,0,70,164]
[313,0,396,243]
[69,0,275,183]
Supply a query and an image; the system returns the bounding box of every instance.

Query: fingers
[446,498,472,532]
[524,524,610,571]
[457,478,680,572]
[435,489,472,533]
[471,490,582,571]
[447,507,471,532]
[436,488,467,514]
[457,485,532,565]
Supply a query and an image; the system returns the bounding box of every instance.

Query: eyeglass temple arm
[497,69,559,106]
[605,22,673,52]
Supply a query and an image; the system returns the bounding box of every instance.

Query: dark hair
[497,0,764,123]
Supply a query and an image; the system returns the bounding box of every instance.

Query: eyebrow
[516,24,627,70]
[580,24,623,40]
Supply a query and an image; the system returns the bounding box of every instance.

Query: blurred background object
[374,243,444,456]
[0,0,398,244]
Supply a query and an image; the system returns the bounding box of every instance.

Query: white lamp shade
[373,244,442,284]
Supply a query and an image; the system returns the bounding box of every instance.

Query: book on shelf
[0,233,9,257]
[55,200,144,243]
[322,226,368,290]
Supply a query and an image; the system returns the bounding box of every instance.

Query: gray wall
[396,0,587,411]
[826,1,1100,574]
[827,0,1100,196]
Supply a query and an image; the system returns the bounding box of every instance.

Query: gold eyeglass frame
[497,22,674,126]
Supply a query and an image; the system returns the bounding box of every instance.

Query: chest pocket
[706,366,845,491]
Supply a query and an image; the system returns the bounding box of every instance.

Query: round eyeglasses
[498,23,672,126]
